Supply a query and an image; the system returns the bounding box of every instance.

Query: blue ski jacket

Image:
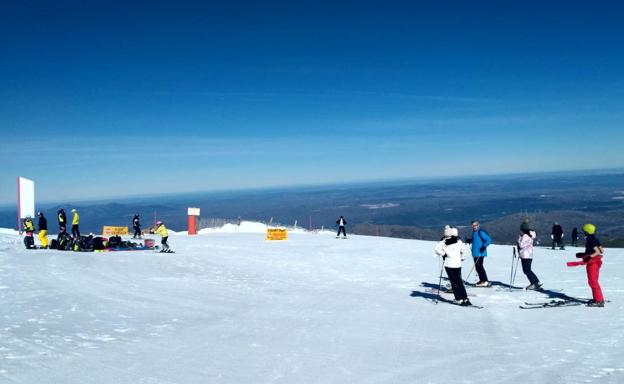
[471,228,492,257]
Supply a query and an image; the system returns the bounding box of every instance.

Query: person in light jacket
[155,221,170,251]
[434,225,471,306]
[517,221,542,290]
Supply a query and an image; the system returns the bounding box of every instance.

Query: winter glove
[465,238,472,244]
[551,234,554,239]
[583,255,591,263]
[479,246,486,254]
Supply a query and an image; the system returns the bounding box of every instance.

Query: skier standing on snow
[517,221,542,290]
[579,223,605,307]
[434,225,471,306]
[551,222,565,250]
[571,227,579,247]
[71,209,80,238]
[155,221,170,252]
[57,208,67,237]
[23,216,36,249]
[37,211,49,249]
[468,220,492,287]
[132,214,141,239]
[336,216,347,238]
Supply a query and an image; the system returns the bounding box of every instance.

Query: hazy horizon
[3,167,623,207]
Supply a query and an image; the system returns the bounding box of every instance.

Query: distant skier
[23,216,36,249]
[551,222,565,250]
[579,223,605,307]
[37,211,49,249]
[468,220,492,287]
[132,214,142,239]
[57,208,67,237]
[517,221,542,290]
[155,221,170,252]
[71,209,80,238]
[571,227,579,247]
[336,216,347,238]
[434,225,471,306]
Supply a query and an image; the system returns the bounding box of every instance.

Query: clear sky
[1,1,623,204]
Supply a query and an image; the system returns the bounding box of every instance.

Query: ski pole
[511,251,521,287]
[464,256,482,284]
[509,247,516,291]
[436,259,445,301]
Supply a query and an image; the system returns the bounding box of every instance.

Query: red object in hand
[567,260,587,267]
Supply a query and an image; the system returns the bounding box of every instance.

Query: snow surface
[1,225,623,383]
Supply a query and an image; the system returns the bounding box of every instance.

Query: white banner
[18,177,35,219]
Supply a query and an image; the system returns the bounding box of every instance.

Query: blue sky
[1,1,623,204]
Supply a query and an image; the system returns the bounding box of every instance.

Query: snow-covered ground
[1,224,623,383]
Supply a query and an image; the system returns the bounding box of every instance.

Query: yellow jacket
[155,224,168,237]
[23,219,35,232]
[72,212,79,225]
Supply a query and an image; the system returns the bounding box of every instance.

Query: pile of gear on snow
[48,234,155,252]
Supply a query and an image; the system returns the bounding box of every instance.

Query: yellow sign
[266,228,288,241]
[102,226,129,236]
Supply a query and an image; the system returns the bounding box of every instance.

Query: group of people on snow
[22,211,170,252]
[21,209,78,249]
[433,219,605,307]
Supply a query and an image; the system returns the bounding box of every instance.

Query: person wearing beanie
[580,224,605,307]
[132,214,142,239]
[518,221,542,290]
[23,216,36,249]
[551,222,565,250]
[71,209,80,238]
[155,221,170,252]
[57,208,67,237]
[336,216,347,238]
[434,225,471,306]
[37,211,49,249]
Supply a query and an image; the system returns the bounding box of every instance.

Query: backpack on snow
[58,233,72,250]
[108,235,122,248]
[75,235,94,252]
[93,236,106,250]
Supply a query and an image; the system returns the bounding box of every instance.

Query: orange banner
[266,228,288,241]
[103,226,129,236]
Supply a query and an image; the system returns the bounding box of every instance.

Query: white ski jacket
[434,237,467,269]
[517,231,537,259]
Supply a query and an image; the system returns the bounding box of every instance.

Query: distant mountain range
[2,169,623,246]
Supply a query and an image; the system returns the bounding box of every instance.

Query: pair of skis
[424,288,483,309]
[519,299,589,309]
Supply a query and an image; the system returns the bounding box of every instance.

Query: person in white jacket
[434,225,471,306]
[518,221,543,290]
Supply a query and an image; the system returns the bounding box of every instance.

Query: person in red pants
[581,223,605,307]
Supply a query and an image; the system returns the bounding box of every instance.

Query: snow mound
[0,228,19,235]
[198,221,308,234]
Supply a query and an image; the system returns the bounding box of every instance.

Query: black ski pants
[72,224,80,238]
[521,258,540,285]
[337,226,346,237]
[445,266,468,301]
[552,236,564,249]
[133,226,141,238]
[473,257,488,283]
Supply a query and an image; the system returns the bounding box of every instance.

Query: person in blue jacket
[469,220,492,287]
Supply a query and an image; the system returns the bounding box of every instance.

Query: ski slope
[0,224,623,383]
